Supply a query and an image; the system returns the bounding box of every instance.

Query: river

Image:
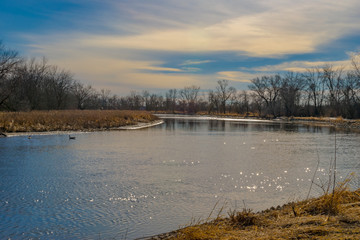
[0,115,359,239]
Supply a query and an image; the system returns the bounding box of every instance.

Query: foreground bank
[140,187,360,240]
[0,110,159,134]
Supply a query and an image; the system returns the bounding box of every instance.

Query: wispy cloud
[139,66,183,72]
[249,60,352,73]
[217,71,257,83]
[180,60,214,66]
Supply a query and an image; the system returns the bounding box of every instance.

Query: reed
[0,110,158,132]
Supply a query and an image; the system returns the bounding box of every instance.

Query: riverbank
[0,110,159,135]
[158,112,360,131]
[288,116,360,131]
[140,188,360,240]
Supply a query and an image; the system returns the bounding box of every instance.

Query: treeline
[0,42,105,111]
[1,41,360,118]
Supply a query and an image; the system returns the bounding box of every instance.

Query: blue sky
[1,0,360,95]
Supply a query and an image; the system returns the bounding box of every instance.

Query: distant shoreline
[156,113,360,131]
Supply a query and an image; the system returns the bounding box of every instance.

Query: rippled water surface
[1,116,360,239]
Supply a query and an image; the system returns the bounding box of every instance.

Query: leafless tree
[303,67,326,116]
[165,89,177,113]
[99,89,112,109]
[216,80,236,114]
[249,75,281,117]
[279,72,305,116]
[341,72,360,118]
[0,42,22,109]
[322,65,344,116]
[72,82,95,109]
[179,85,200,113]
[45,66,74,109]
[207,90,219,114]
[17,58,49,110]
[235,90,250,114]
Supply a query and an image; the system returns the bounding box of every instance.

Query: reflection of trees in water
[176,119,201,131]
[302,124,324,134]
[165,119,176,131]
[164,118,355,135]
[229,122,249,131]
[328,126,354,134]
[208,120,225,131]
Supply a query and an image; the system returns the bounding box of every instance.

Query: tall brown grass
[0,110,158,132]
[172,186,360,240]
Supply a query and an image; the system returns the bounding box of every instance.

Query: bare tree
[236,90,250,114]
[216,80,236,114]
[179,85,200,113]
[249,75,281,117]
[207,90,219,114]
[99,89,112,109]
[341,72,360,118]
[0,42,22,109]
[125,91,143,110]
[72,82,95,109]
[322,65,343,116]
[280,72,305,117]
[304,68,326,116]
[17,58,50,110]
[45,66,74,109]
[165,89,177,113]
[149,94,164,112]
[250,92,263,116]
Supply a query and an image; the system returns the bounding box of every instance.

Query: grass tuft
[300,179,360,216]
[228,208,260,228]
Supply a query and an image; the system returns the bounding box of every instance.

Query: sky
[1,0,360,95]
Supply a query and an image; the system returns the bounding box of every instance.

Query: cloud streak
[76,0,360,57]
[249,60,353,72]
[180,60,214,66]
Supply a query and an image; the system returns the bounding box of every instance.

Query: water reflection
[1,116,359,239]
[162,117,337,134]
[208,120,225,131]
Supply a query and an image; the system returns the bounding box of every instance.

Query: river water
[1,115,359,239]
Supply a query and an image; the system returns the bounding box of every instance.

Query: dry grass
[290,116,360,131]
[292,116,360,123]
[160,187,360,240]
[298,179,360,216]
[197,112,260,118]
[0,110,158,132]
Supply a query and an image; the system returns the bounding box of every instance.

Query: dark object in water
[28,135,32,139]
[69,135,76,140]
[0,132,7,138]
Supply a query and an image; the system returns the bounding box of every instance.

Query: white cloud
[250,60,352,73]
[217,71,257,82]
[180,60,214,66]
